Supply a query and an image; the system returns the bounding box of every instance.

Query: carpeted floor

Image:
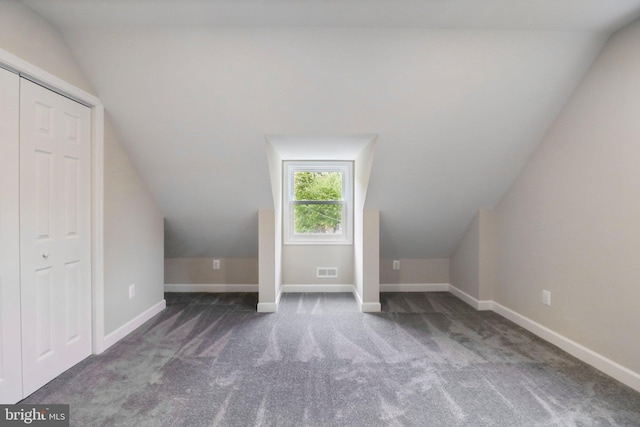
[23,292,640,426]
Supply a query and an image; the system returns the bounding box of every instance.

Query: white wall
[361,210,380,309]
[0,0,165,338]
[258,209,277,311]
[493,19,640,374]
[451,213,480,299]
[381,258,450,285]
[282,245,353,285]
[353,139,377,301]
[165,258,258,285]
[450,209,495,300]
[0,0,93,92]
[267,135,377,302]
[104,118,164,334]
[479,209,496,301]
[263,140,283,304]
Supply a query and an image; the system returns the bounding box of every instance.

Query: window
[284,161,353,244]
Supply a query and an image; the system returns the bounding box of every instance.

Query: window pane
[294,171,342,201]
[283,160,352,245]
[294,204,343,235]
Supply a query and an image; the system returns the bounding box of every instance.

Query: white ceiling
[266,134,376,160]
[22,1,640,258]
[21,0,640,32]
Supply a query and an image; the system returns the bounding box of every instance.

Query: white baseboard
[491,302,640,393]
[164,284,258,293]
[380,283,449,292]
[257,302,277,313]
[257,287,283,313]
[361,302,382,312]
[102,299,166,351]
[353,288,363,305]
[278,284,382,312]
[444,284,640,392]
[280,284,355,293]
[351,286,382,313]
[448,285,493,311]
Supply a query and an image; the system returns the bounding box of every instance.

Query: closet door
[0,68,21,403]
[20,79,92,397]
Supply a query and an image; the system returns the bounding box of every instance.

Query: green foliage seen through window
[293,171,343,234]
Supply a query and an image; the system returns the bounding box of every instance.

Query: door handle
[42,251,49,259]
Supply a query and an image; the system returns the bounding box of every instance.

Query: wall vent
[316,267,338,278]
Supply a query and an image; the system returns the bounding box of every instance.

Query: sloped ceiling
[22,0,640,258]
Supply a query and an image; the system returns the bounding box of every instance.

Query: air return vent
[316,267,338,278]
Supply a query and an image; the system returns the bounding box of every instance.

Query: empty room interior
[1,0,640,425]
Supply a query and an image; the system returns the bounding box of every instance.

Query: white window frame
[284,160,353,245]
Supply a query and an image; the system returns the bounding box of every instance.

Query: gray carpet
[22,292,640,426]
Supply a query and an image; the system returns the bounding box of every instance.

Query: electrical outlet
[542,290,551,306]
[392,260,400,270]
[129,283,136,299]
[213,259,220,270]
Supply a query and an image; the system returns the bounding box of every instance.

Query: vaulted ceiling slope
[22,1,640,258]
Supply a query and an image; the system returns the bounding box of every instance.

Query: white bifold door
[0,66,22,403]
[19,78,92,398]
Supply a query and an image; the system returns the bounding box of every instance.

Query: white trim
[449,285,640,391]
[351,286,382,312]
[0,48,106,355]
[164,284,258,293]
[257,287,282,313]
[257,302,278,313]
[278,284,382,312]
[380,283,449,292]
[444,284,640,392]
[280,284,355,293]
[0,49,100,106]
[491,302,640,393]
[353,287,363,305]
[448,285,493,311]
[102,300,166,351]
[476,300,493,311]
[283,160,353,245]
[91,104,105,354]
[361,302,382,312]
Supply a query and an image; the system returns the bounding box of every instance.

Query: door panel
[0,67,22,403]
[35,268,54,359]
[64,157,80,236]
[20,78,92,397]
[35,151,54,239]
[64,261,80,343]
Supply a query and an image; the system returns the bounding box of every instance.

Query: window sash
[292,200,343,205]
[291,202,345,235]
[284,160,353,245]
